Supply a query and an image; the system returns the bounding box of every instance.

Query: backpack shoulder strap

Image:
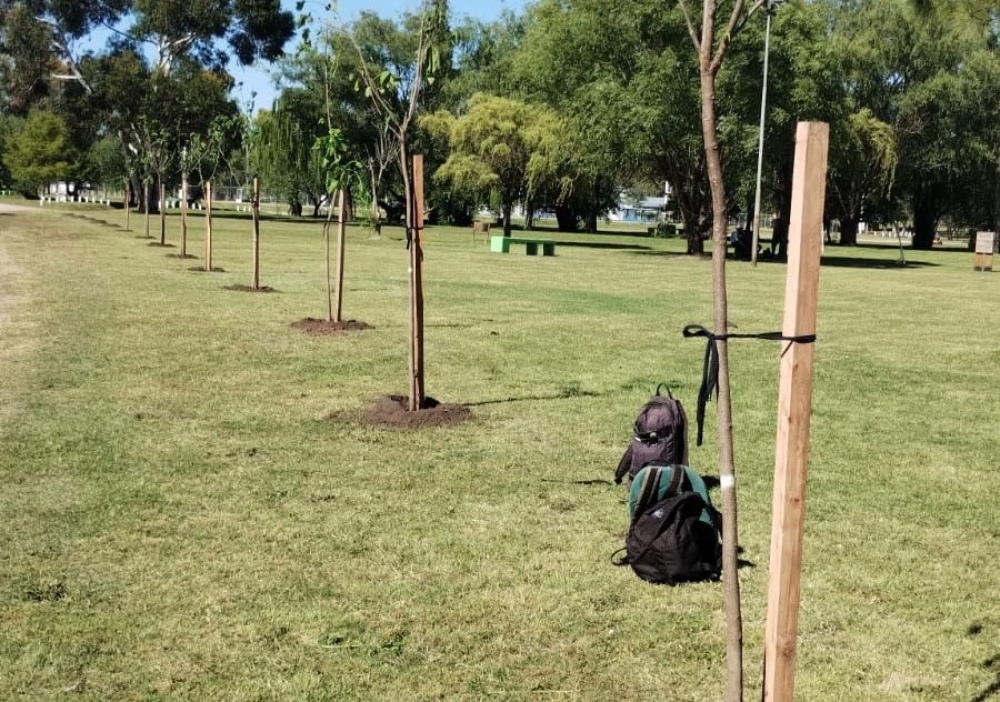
[664,464,686,498]
[614,443,634,484]
[632,465,663,521]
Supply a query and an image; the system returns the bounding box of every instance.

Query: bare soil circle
[291,318,371,335]
[331,395,473,429]
[224,284,277,293]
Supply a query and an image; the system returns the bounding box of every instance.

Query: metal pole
[751,4,774,267]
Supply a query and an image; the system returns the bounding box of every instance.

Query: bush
[647,221,677,238]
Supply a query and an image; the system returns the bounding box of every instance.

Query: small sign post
[974,231,995,271]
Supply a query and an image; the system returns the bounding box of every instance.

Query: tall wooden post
[763,121,829,702]
[159,179,166,246]
[180,174,189,257]
[334,188,347,323]
[144,181,151,239]
[124,181,131,232]
[251,177,261,289]
[204,181,213,272]
[409,155,426,410]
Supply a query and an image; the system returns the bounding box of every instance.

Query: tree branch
[676,0,702,53]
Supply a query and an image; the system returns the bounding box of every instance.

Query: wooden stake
[181,174,188,257]
[410,154,426,409]
[124,181,131,232]
[763,121,829,702]
[159,179,166,246]
[251,177,261,289]
[334,189,347,323]
[204,181,213,272]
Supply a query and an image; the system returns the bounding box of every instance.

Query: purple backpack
[614,385,689,484]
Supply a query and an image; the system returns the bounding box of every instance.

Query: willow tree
[427,93,567,237]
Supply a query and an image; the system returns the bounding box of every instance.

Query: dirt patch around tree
[146,242,175,248]
[330,395,473,429]
[189,266,226,273]
[224,284,278,293]
[166,253,197,260]
[291,318,371,335]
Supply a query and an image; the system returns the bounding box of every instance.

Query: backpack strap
[655,383,674,399]
[631,465,663,523]
[664,464,686,498]
[614,444,634,484]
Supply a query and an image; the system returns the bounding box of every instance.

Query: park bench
[490,235,556,256]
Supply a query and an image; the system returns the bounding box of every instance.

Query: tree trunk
[700,58,744,702]
[912,199,938,250]
[555,205,577,232]
[838,216,859,246]
[502,200,513,237]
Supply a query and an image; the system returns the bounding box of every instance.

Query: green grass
[1,203,999,701]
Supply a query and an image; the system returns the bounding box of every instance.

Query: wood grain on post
[334,189,347,322]
[159,180,167,245]
[204,182,213,272]
[410,154,426,409]
[251,177,260,289]
[763,121,828,702]
[181,175,188,257]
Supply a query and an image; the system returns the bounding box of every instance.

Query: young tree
[314,128,365,323]
[343,0,449,411]
[676,1,769,699]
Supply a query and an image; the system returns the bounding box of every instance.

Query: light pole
[751,0,780,267]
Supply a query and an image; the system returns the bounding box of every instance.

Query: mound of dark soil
[331,395,472,429]
[224,284,277,293]
[291,318,371,335]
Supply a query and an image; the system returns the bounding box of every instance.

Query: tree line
[2,0,999,250]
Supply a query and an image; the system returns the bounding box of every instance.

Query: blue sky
[232,0,529,109]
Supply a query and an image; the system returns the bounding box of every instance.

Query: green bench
[490,235,556,256]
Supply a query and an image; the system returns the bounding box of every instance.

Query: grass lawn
[1,202,998,701]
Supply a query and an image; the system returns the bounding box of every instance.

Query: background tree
[428,93,567,236]
[2,109,76,193]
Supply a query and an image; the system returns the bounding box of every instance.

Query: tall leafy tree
[428,93,567,236]
[3,108,77,192]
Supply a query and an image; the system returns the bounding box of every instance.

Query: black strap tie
[682,324,817,447]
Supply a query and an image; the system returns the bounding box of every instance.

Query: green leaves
[312,128,365,197]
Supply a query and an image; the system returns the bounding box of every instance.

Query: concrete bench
[472,220,492,241]
[490,235,556,256]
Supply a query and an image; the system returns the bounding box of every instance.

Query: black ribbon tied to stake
[682,324,817,447]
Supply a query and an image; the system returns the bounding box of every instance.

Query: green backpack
[627,462,719,528]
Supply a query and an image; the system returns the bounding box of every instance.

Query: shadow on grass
[818,255,937,269]
[465,388,601,407]
[971,652,1000,702]
[556,241,652,251]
